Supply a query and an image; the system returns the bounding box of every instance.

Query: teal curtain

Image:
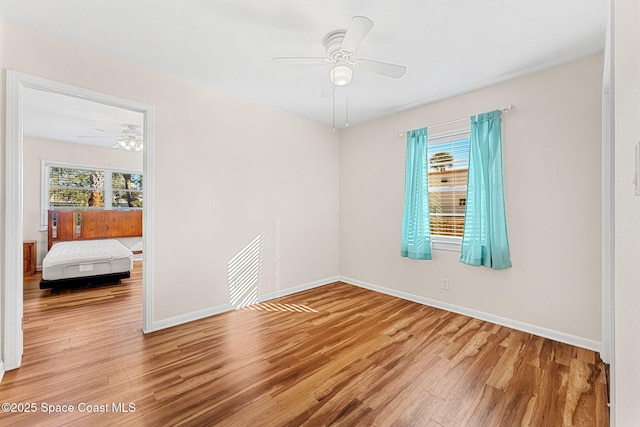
[401,128,432,260]
[460,111,511,269]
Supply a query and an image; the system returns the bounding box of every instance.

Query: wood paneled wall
[47,210,142,249]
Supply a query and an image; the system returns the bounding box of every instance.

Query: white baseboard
[146,274,600,353]
[0,360,5,382]
[340,276,602,353]
[149,276,340,332]
[151,303,235,332]
[258,276,341,302]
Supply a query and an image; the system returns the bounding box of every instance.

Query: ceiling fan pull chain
[346,94,349,128]
[332,80,336,131]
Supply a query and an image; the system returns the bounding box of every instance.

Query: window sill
[432,237,462,252]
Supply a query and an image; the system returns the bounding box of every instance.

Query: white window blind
[427,129,470,241]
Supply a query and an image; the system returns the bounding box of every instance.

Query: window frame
[427,127,470,251]
[111,171,144,209]
[41,160,143,230]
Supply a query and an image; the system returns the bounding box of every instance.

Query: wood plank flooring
[0,265,609,426]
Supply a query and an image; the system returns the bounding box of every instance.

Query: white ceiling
[23,88,144,148]
[2,0,607,138]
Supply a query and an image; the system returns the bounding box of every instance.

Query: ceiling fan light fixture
[119,136,143,152]
[330,65,352,86]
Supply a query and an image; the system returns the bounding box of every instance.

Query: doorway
[3,71,156,371]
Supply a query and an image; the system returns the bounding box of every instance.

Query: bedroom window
[112,172,143,208]
[48,166,106,208]
[427,129,470,250]
[42,162,143,228]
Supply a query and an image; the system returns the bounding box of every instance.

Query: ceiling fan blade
[272,57,329,65]
[341,16,374,53]
[352,59,407,78]
[320,76,334,98]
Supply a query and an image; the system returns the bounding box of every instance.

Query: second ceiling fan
[79,124,143,151]
[272,16,407,97]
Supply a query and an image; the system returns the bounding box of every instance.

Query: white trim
[341,276,602,352]
[142,107,155,333]
[41,159,143,175]
[152,303,235,331]
[3,70,25,370]
[40,159,47,229]
[601,68,614,365]
[257,276,341,303]
[431,238,462,252]
[602,3,615,426]
[149,276,339,332]
[0,360,5,382]
[600,0,614,367]
[3,70,156,369]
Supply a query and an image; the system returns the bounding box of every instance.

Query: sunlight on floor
[239,302,318,313]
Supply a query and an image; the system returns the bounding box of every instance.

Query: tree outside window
[46,165,142,211]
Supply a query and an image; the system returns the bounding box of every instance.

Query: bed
[40,210,142,290]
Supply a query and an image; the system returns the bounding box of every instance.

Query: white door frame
[600,0,614,367]
[2,70,155,370]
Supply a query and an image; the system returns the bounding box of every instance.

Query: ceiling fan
[116,124,143,152]
[79,124,143,152]
[272,16,407,98]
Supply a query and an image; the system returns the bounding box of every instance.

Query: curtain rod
[397,104,517,137]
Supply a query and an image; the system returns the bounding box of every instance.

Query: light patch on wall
[228,234,264,308]
[274,218,281,294]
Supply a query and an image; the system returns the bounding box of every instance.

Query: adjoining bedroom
[22,88,144,297]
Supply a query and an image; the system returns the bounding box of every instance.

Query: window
[48,166,107,208]
[42,162,142,228]
[427,129,470,249]
[112,172,143,208]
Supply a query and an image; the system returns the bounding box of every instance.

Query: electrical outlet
[441,279,449,290]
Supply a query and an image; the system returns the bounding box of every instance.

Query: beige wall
[23,136,144,266]
[613,0,640,424]
[340,54,603,343]
[2,21,340,322]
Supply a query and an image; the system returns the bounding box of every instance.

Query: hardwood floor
[1,265,609,426]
